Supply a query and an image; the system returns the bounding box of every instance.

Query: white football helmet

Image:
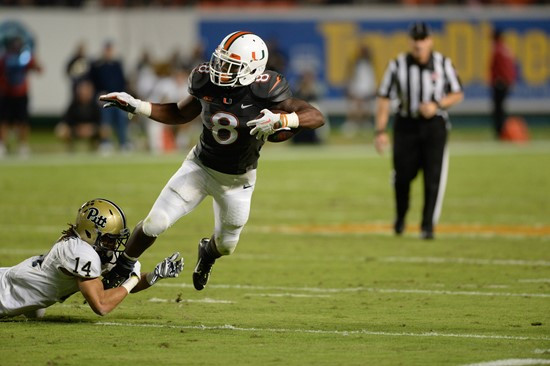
[209,31,269,87]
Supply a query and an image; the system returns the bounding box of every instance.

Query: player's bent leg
[193,167,254,290]
[192,216,246,291]
[193,237,222,291]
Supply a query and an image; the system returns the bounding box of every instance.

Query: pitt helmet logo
[86,207,107,228]
[251,50,265,61]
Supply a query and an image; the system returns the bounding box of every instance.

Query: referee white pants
[142,148,256,255]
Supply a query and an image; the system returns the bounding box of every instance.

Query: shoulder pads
[188,62,211,97]
[60,238,102,279]
[249,70,292,103]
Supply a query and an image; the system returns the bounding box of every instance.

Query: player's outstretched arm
[78,260,141,316]
[272,98,325,130]
[78,254,182,315]
[99,92,201,125]
[131,252,184,293]
[78,277,134,316]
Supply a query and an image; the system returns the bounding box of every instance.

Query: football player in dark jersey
[99,31,324,291]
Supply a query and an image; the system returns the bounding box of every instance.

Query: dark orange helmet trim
[223,31,252,50]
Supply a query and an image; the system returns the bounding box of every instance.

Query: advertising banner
[200,9,550,113]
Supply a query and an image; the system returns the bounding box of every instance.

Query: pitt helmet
[74,199,130,263]
[209,31,268,87]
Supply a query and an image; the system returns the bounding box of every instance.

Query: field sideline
[1,139,549,365]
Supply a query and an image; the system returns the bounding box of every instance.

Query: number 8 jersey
[0,237,102,317]
[189,63,293,175]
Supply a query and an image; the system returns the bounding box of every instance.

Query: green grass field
[1,135,549,365]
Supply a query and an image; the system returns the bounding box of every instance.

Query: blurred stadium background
[0,0,549,153]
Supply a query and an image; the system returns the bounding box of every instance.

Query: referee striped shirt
[378,51,462,119]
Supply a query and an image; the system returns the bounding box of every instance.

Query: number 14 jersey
[0,237,102,317]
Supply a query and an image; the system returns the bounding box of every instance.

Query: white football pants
[142,148,256,255]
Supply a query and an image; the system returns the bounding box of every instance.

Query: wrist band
[121,275,140,293]
[136,101,152,117]
[375,129,386,136]
[280,112,300,128]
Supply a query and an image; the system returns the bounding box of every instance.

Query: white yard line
[244,293,332,298]
[381,256,550,267]
[519,279,550,283]
[157,283,550,298]
[95,321,550,342]
[148,297,234,304]
[462,359,550,366]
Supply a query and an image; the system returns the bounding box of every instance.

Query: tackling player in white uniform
[0,198,183,318]
[99,31,325,291]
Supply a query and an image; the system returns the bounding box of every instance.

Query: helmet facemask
[209,47,250,87]
[93,228,130,265]
[209,32,268,88]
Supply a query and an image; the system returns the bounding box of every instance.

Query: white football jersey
[0,237,103,317]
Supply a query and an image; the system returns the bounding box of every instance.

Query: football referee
[374,22,464,239]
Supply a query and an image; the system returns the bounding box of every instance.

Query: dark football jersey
[188,63,292,175]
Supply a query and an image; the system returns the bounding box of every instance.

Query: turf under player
[99,31,325,291]
[0,199,183,318]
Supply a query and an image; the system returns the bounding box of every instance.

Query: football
[257,109,301,143]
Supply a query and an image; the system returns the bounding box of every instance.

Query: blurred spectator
[131,49,158,150]
[0,35,42,157]
[182,44,206,70]
[292,70,327,144]
[66,41,90,95]
[489,28,517,139]
[147,64,194,153]
[342,45,376,138]
[89,40,129,152]
[54,79,101,152]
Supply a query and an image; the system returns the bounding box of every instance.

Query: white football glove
[99,92,151,119]
[246,109,289,141]
[146,252,184,286]
[131,260,141,279]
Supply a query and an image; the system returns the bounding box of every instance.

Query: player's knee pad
[142,211,172,237]
[215,239,238,256]
[214,226,242,255]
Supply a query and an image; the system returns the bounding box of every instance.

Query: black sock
[116,253,137,274]
[204,239,222,263]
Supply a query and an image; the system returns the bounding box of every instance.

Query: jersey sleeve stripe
[268,75,282,93]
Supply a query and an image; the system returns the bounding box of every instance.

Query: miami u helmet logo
[252,50,265,61]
